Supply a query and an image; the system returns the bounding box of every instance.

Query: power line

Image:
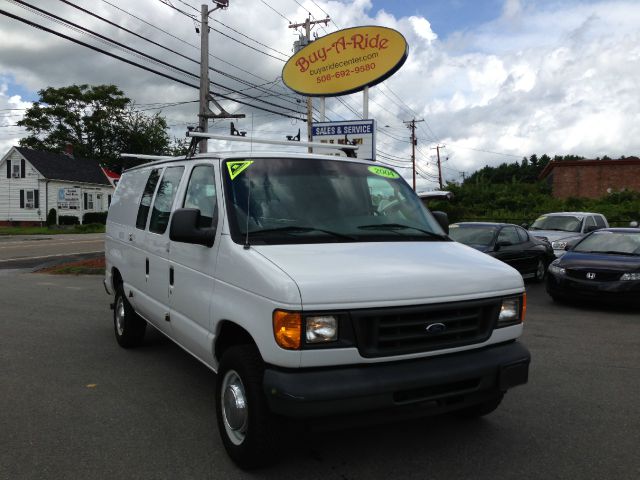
[259,0,291,23]
[98,0,272,87]
[449,144,522,158]
[156,0,198,21]
[44,1,305,113]
[0,9,306,122]
[13,0,302,116]
[155,0,288,61]
[213,19,290,58]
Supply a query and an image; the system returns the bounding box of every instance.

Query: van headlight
[273,311,339,349]
[497,295,526,328]
[305,315,338,343]
[552,240,567,250]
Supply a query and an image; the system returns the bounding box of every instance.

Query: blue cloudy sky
[2,0,640,189]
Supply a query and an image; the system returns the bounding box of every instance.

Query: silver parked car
[528,212,609,257]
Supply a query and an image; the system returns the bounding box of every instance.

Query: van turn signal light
[273,310,302,350]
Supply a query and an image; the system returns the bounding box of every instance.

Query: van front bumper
[263,341,530,418]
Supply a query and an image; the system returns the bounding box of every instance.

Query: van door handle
[145,258,149,275]
[169,266,174,286]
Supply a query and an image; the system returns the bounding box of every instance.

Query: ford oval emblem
[586,272,596,280]
[426,322,447,334]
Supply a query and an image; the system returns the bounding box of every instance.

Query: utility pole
[403,118,423,191]
[198,1,244,153]
[290,15,330,152]
[431,144,446,190]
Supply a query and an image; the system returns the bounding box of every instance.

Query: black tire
[532,259,546,283]
[215,345,283,469]
[113,286,146,348]
[454,393,504,419]
[549,293,563,303]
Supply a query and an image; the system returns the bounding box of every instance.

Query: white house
[0,146,116,226]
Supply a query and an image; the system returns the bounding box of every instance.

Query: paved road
[1,275,638,479]
[0,233,104,270]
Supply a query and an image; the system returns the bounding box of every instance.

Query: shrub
[58,215,80,225]
[46,208,57,226]
[75,223,105,233]
[82,212,108,225]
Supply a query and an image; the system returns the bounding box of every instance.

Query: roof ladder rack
[185,132,359,158]
[120,153,173,161]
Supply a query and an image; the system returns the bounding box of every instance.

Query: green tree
[17,84,176,168]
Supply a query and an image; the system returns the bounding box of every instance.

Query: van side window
[149,167,185,234]
[585,216,596,231]
[183,165,217,229]
[135,169,161,230]
[594,215,606,228]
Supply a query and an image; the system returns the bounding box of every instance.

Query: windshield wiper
[357,223,448,240]
[248,226,356,241]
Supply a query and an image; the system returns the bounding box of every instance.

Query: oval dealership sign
[282,26,408,97]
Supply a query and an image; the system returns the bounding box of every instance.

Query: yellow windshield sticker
[227,160,254,180]
[368,166,399,179]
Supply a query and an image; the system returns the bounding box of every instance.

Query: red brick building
[539,157,640,199]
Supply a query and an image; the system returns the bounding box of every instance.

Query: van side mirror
[170,208,215,247]
[584,224,598,233]
[432,211,449,234]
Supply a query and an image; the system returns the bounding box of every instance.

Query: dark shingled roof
[15,147,110,185]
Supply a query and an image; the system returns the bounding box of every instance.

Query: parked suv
[529,211,609,257]
[105,145,530,468]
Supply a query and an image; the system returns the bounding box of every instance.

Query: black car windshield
[448,225,498,246]
[223,157,447,245]
[574,231,640,255]
[530,215,582,232]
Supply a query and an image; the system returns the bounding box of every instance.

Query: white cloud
[1,0,640,189]
[408,16,437,44]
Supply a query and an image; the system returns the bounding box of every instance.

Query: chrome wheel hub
[221,370,248,445]
[115,297,125,336]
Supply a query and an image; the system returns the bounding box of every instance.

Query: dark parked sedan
[546,228,640,304]
[449,222,554,281]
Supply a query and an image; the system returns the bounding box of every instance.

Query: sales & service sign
[282,25,408,97]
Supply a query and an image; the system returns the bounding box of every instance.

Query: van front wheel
[113,286,146,348]
[216,345,282,469]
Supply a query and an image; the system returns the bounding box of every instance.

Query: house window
[20,189,39,209]
[12,164,20,178]
[84,193,95,210]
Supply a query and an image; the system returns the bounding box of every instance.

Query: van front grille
[350,298,500,358]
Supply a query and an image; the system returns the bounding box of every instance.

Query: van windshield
[222,157,448,245]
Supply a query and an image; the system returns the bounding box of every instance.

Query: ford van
[104,138,530,468]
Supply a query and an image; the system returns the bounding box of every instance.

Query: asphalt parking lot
[1,274,639,480]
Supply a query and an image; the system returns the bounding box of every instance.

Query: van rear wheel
[113,286,146,348]
[216,345,282,469]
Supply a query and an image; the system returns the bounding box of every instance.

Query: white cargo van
[105,139,530,468]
